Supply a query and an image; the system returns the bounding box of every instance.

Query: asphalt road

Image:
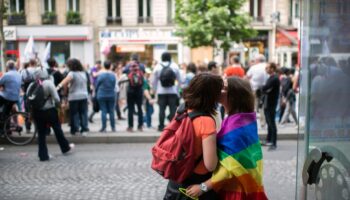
[0,141,297,200]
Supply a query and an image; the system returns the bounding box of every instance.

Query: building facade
[3,0,299,68]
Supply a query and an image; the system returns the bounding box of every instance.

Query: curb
[0,132,301,145]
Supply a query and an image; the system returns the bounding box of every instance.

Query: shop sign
[116,45,145,52]
[100,29,179,42]
[4,27,16,41]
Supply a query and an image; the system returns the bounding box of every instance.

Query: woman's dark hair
[268,62,277,72]
[104,60,112,70]
[66,58,84,71]
[226,77,255,115]
[47,58,57,68]
[183,73,223,115]
[187,62,197,74]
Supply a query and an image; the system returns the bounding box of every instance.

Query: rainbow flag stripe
[212,113,268,199]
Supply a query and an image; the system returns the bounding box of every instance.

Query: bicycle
[0,110,37,146]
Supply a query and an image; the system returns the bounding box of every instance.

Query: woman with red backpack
[162,73,223,200]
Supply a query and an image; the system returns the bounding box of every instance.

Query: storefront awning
[276,29,298,47]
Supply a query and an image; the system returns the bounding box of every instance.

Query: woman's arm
[202,134,218,172]
[56,74,73,90]
[186,179,215,198]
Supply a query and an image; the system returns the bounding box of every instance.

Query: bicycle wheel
[4,112,37,145]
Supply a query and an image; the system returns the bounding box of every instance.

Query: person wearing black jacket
[262,62,280,150]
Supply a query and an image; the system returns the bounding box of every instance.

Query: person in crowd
[224,56,245,78]
[57,58,89,136]
[246,54,269,128]
[31,68,74,161]
[143,68,156,128]
[113,62,124,120]
[197,63,208,74]
[152,52,183,131]
[0,61,22,125]
[183,62,197,88]
[163,73,223,200]
[47,58,64,86]
[21,59,39,132]
[124,54,145,132]
[262,62,280,150]
[208,61,220,75]
[89,60,102,123]
[185,76,268,200]
[95,61,116,132]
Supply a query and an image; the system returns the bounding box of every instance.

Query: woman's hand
[186,184,203,198]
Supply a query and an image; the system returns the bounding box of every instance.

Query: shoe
[118,117,126,120]
[268,145,277,151]
[126,127,133,132]
[99,129,107,133]
[40,154,54,161]
[111,128,116,132]
[158,127,164,132]
[137,126,143,132]
[261,140,272,146]
[64,143,75,155]
[81,132,88,137]
[80,128,89,133]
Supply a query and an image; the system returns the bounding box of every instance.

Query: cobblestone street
[0,141,297,200]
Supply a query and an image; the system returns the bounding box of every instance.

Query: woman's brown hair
[226,77,255,115]
[183,73,223,115]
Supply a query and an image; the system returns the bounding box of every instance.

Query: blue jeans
[69,99,89,134]
[144,101,154,128]
[98,97,116,130]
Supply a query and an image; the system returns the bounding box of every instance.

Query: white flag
[41,42,51,68]
[24,36,36,61]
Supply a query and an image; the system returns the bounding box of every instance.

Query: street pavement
[0,141,297,200]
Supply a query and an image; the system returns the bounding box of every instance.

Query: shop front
[99,28,182,65]
[275,28,298,68]
[15,26,94,66]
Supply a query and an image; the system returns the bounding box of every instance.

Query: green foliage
[66,11,81,24]
[175,0,257,51]
[42,11,57,24]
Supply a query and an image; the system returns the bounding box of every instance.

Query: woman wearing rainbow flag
[186,77,268,200]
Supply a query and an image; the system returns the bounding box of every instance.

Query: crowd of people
[0,51,299,161]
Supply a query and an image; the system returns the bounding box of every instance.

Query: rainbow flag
[212,113,268,200]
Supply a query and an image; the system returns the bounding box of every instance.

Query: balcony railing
[107,16,122,25]
[42,12,57,25]
[7,12,26,25]
[138,17,152,24]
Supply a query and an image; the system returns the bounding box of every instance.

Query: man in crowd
[246,54,269,128]
[152,52,182,131]
[262,62,280,150]
[0,61,22,123]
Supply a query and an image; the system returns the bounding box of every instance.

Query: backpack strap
[188,111,212,120]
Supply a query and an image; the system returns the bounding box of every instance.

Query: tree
[175,0,257,53]
[0,0,7,73]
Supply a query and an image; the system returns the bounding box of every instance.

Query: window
[249,0,262,21]
[138,0,151,17]
[9,0,25,13]
[167,0,175,23]
[68,0,80,12]
[44,0,56,12]
[294,2,299,18]
[107,0,121,17]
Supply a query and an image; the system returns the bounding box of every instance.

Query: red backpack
[128,62,144,88]
[151,105,210,183]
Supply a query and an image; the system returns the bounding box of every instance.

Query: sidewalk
[0,107,300,145]
[53,109,299,144]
